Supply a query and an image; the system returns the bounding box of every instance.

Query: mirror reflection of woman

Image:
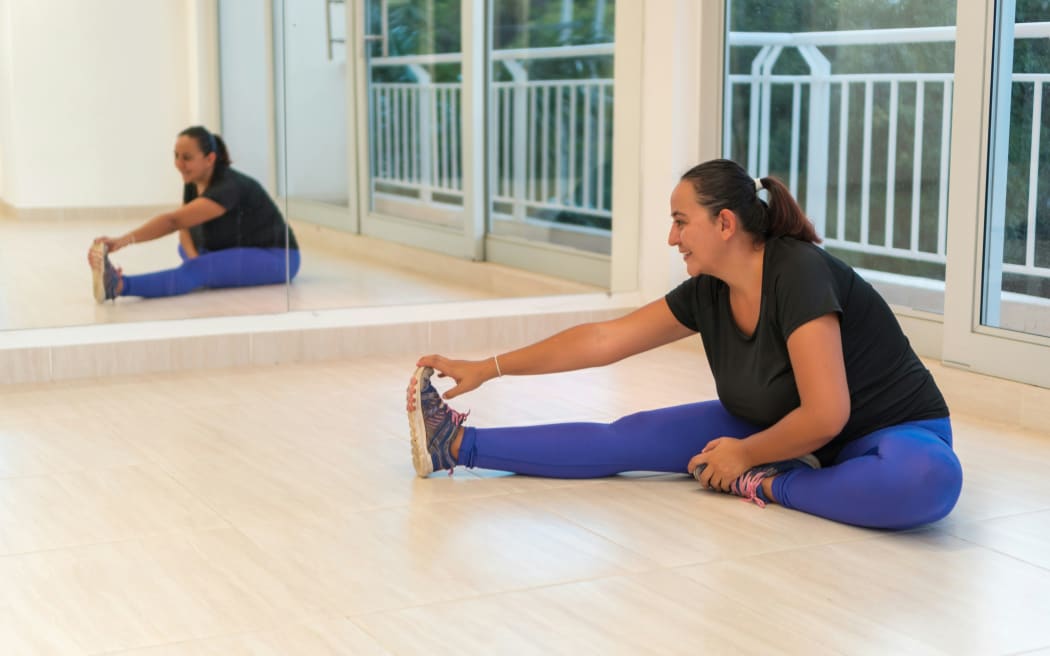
[87,126,299,302]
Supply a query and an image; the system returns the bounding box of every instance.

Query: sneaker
[693,454,820,508]
[407,366,469,477]
[89,242,120,303]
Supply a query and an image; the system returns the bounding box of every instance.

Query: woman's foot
[88,242,122,302]
[693,454,819,508]
[406,366,469,477]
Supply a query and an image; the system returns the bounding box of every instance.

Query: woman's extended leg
[122,247,299,298]
[769,418,962,529]
[454,400,762,478]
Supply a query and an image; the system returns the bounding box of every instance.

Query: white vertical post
[758,46,783,176]
[910,80,925,252]
[885,80,899,247]
[408,64,433,202]
[460,0,484,259]
[1025,81,1042,269]
[504,59,529,223]
[798,45,829,237]
[983,1,1016,325]
[860,80,874,245]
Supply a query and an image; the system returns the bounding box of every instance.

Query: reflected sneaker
[693,454,820,508]
[89,242,120,303]
[408,366,469,477]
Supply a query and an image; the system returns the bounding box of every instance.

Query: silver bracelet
[493,354,503,377]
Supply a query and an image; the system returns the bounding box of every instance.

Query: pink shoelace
[730,468,771,508]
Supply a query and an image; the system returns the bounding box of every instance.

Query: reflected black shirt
[664,236,949,465]
[184,168,298,251]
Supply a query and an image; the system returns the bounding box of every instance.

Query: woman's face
[667,180,722,277]
[173,135,215,185]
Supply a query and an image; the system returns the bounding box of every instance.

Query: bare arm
[418,298,695,399]
[690,312,851,485]
[95,197,226,253]
[178,229,200,259]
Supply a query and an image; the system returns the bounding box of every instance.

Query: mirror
[0,0,617,335]
[279,0,612,314]
[0,1,289,332]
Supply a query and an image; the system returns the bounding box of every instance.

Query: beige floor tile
[0,416,144,478]
[524,476,873,567]
[355,569,854,655]
[0,465,228,554]
[943,419,1050,525]
[676,532,1050,655]
[235,495,656,615]
[109,616,392,655]
[0,529,324,654]
[946,509,1050,571]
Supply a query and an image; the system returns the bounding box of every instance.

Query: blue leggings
[121,245,300,298]
[456,400,962,530]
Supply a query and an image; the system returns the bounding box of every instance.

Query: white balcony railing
[367,25,1050,290]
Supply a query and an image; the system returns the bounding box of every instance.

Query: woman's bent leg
[183,247,289,288]
[771,418,962,529]
[456,400,762,478]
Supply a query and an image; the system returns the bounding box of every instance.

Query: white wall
[279,0,348,203]
[218,0,276,195]
[631,0,712,299]
[0,0,202,209]
[0,0,14,203]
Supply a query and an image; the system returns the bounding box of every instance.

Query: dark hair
[680,159,820,244]
[178,125,232,176]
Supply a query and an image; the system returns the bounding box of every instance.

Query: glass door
[275,0,354,229]
[943,0,1050,388]
[720,0,957,316]
[484,0,616,287]
[355,0,483,259]
[979,1,1050,339]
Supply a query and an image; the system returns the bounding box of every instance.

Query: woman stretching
[406,158,962,530]
[88,125,299,302]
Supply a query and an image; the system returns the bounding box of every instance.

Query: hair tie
[754,177,764,191]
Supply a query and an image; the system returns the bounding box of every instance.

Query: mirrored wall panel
[282,0,609,316]
[0,0,290,332]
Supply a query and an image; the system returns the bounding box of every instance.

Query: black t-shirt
[184,168,299,251]
[665,236,949,465]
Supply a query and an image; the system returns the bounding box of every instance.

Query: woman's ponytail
[758,175,820,244]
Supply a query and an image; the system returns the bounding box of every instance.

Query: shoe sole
[408,366,435,477]
[798,453,821,470]
[89,242,108,304]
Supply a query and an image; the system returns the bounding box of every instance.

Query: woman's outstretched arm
[93,197,226,253]
[418,298,695,400]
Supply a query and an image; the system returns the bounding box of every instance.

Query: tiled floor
[1,341,1049,654]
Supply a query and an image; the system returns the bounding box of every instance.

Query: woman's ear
[717,209,737,240]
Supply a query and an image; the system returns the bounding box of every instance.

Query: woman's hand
[90,235,131,254]
[415,355,498,401]
[687,437,756,492]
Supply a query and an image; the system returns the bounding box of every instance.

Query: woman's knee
[897,448,963,526]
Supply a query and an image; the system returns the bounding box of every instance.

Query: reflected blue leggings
[456,401,962,529]
[121,245,300,298]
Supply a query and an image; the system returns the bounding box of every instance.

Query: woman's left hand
[687,437,755,492]
[91,235,127,254]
